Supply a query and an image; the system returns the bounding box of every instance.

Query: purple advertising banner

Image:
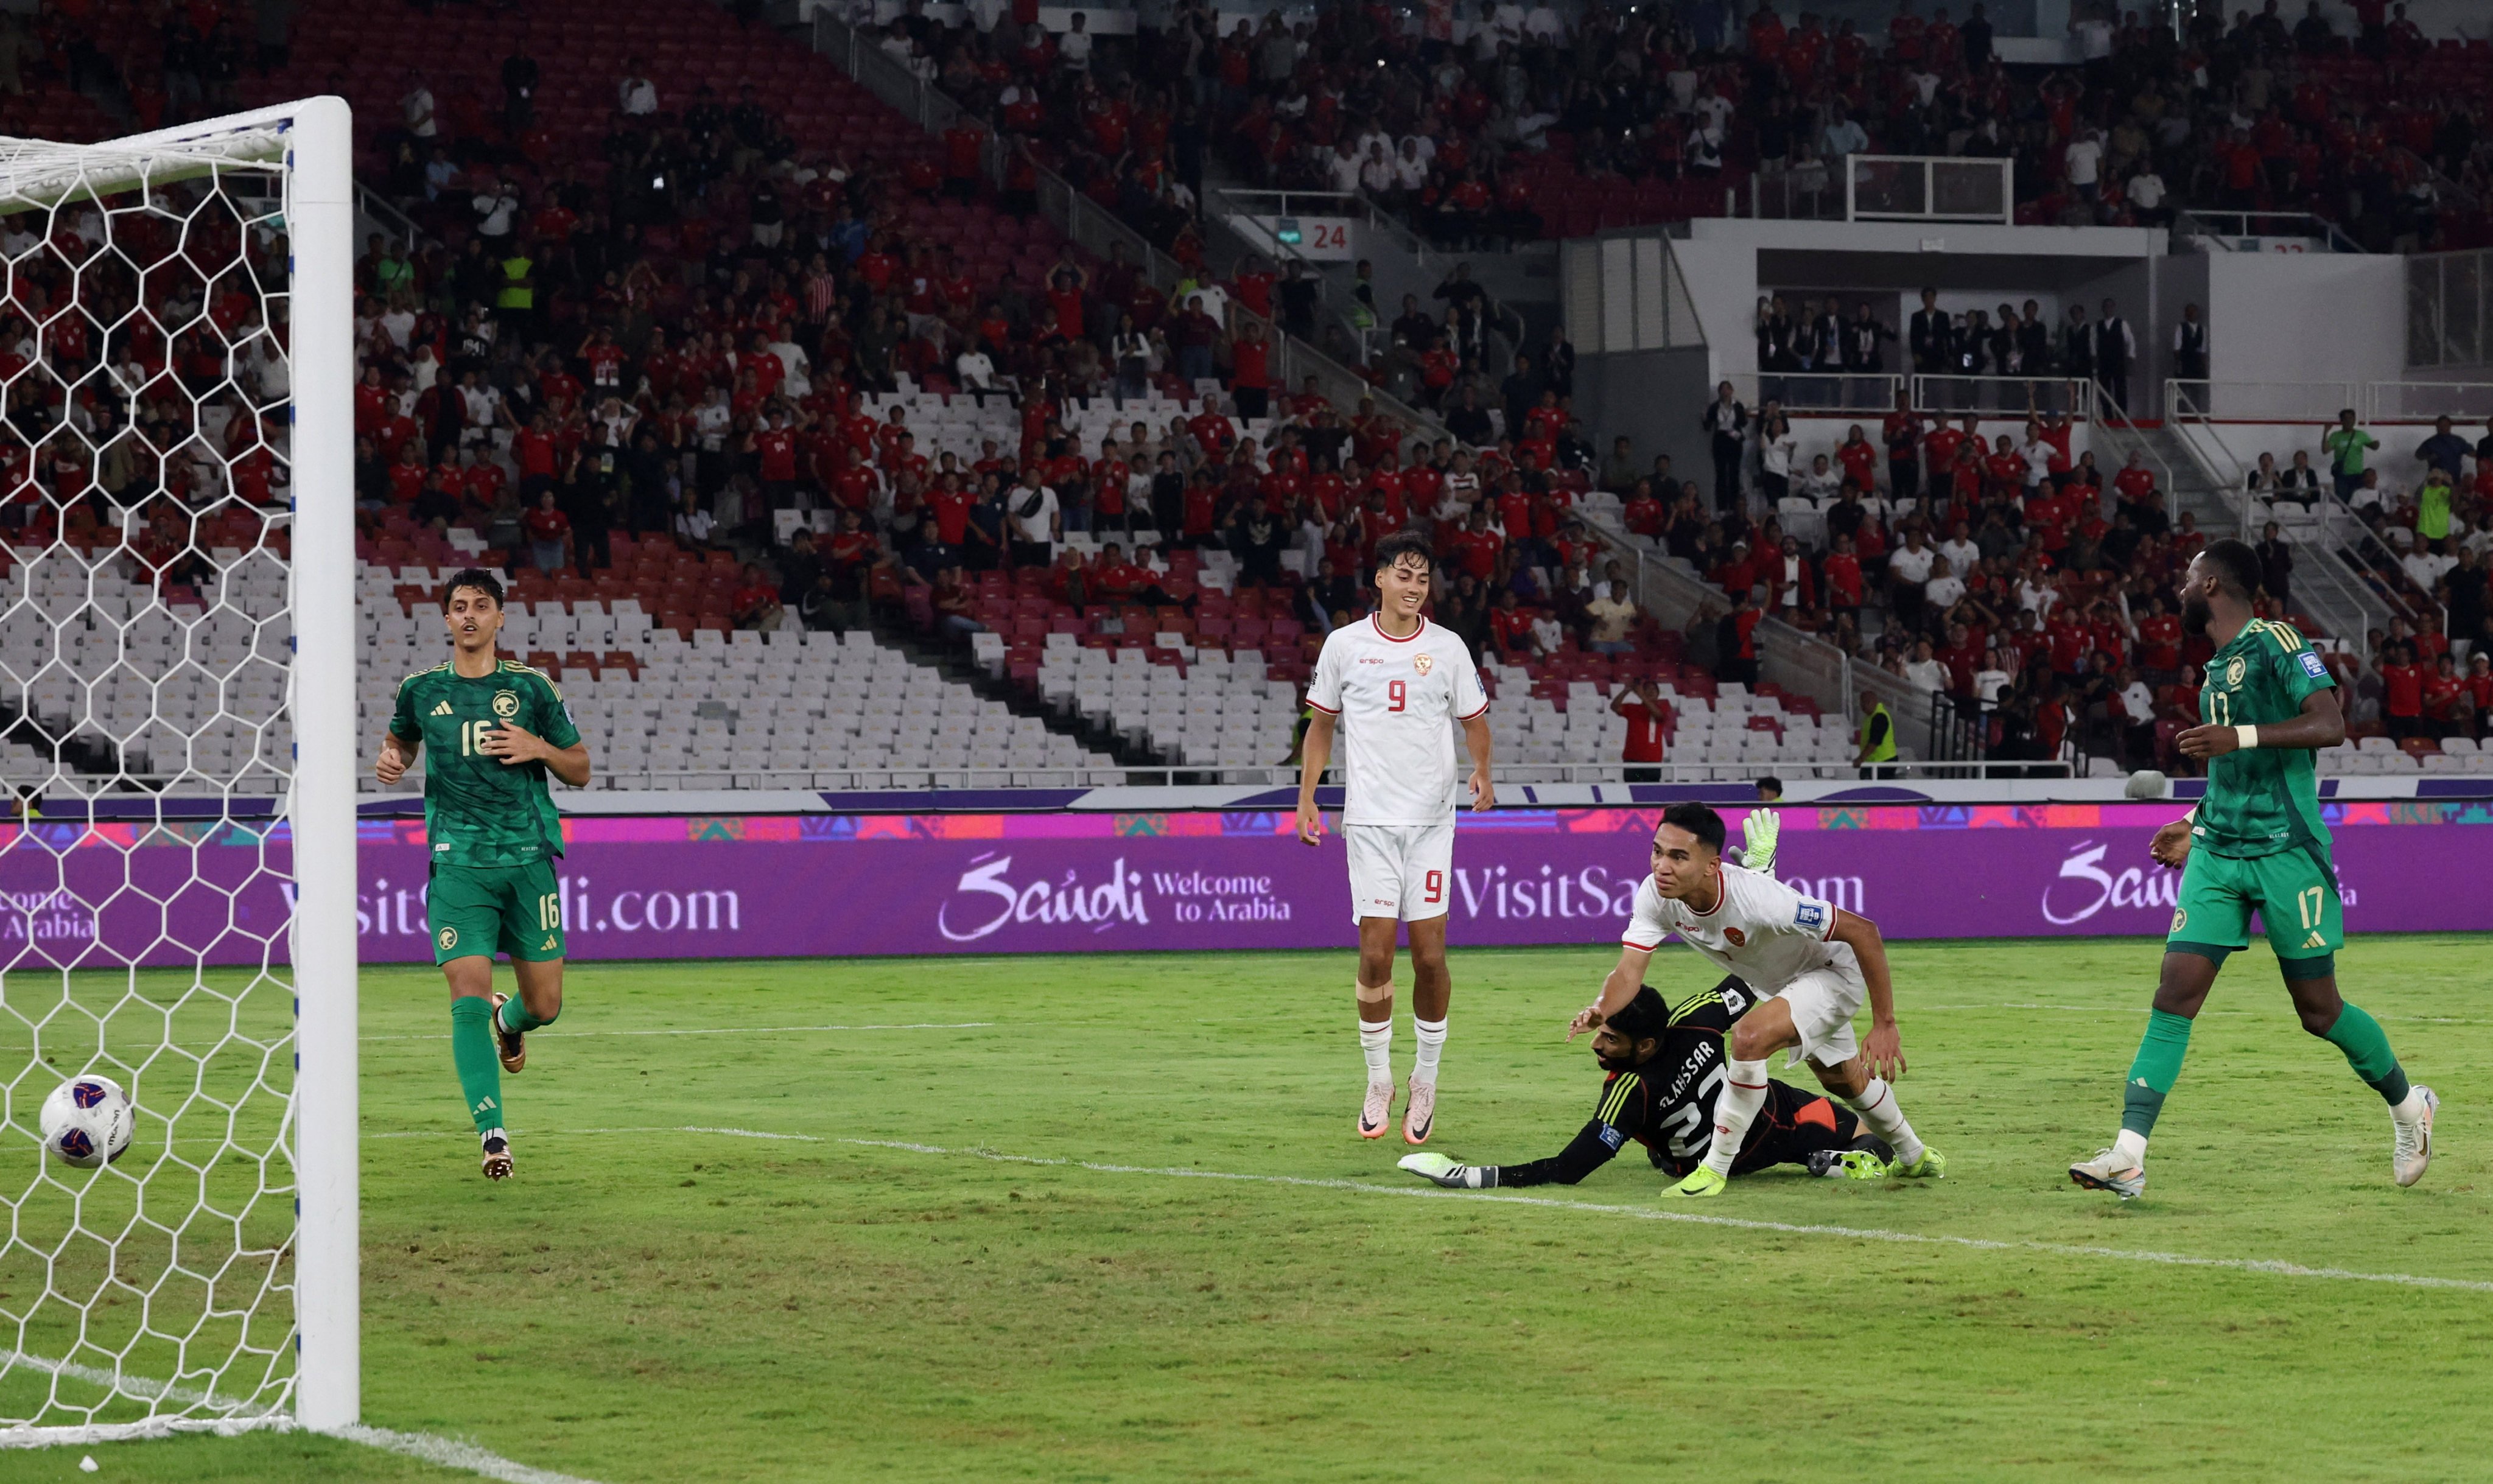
[2,802,2486,968]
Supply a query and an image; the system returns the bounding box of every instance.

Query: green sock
[451,997,505,1133]
[2321,1001,2411,1106]
[497,995,558,1035]
[2120,1009,2195,1138]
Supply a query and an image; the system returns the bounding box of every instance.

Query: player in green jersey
[2070,540,2436,1200]
[374,569,591,1180]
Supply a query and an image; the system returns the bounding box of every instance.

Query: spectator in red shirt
[522,489,572,575]
[1611,680,1673,780]
[1488,587,1537,662]
[2382,640,2428,739]
[1229,319,1272,420]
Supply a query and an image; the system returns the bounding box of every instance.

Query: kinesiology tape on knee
[1355,980,1394,1010]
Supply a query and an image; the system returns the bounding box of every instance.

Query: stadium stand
[7,0,2492,794]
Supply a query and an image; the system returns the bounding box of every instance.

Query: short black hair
[1372,530,1435,579]
[441,567,506,607]
[1755,775,1784,799]
[1602,984,1671,1041]
[1658,802,1725,855]
[2199,538,2262,601]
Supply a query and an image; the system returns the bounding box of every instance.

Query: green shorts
[2167,842,2342,978]
[427,860,566,966]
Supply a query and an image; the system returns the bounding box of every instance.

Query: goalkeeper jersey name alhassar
[389,659,580,867]
[2193,618,2334,859]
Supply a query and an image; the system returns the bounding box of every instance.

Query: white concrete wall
[2197,253,2407,401]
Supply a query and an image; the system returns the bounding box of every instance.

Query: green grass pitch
[10,933,2493,1482]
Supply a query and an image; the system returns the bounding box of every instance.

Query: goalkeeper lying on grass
[1399,978,1893,1191]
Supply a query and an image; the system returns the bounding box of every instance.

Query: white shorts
[1772,942,1867,1069]
[1342,821,1455,923]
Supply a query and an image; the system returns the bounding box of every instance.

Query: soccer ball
[40,1074,135,1169]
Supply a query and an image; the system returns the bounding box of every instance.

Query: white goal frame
[0,95,357,1439]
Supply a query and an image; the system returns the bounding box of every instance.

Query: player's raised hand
[1861,1021,1907,1081]
[1565,1002,1603,1041]
[477,721,549,766]
[374,737,409,785]
[1294,799,1324,845]
[2149,816,2193,869]
[2175,723,2237,760]
[1468,766,1495,812]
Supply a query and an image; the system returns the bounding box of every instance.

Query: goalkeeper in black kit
[1399,979,1894,1190]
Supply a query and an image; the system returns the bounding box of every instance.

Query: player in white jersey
[1566,802,1944,1197]
[1296,531,1494,1145]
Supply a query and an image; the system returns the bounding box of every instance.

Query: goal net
[0,99,357,1443]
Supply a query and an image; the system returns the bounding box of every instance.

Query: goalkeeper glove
[1741,807,1781,873]
[1398,1152,1498,1189]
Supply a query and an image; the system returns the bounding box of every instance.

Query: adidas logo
[540,935,558,951]
[473,1096,497,1113]
[432,701,454,715]
[2304,931,2328,949]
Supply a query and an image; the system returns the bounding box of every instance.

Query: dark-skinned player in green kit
[2069,540,2436,1200]
[373,569,591,1180]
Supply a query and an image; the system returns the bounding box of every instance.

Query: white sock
[2112,1129,2149,1164]
[1700,1059,1772,1176]
[1411,1016,1447,1086]
[1359,1017,1393,1085]
[1846,1077,1925,1167]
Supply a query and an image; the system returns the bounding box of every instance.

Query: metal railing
[2174,209,2365,254]
[2158,388,2429,646]
[1726,373,1902,417]
[2164,377,2493,424]
[2165,379,2363,424]
[2083,383,2177,523]
[1846,155,2015,223]
[1907,374,2092,420]
[532,761,1962,791]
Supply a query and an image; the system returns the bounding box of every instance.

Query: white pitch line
[325,1424,605,1484]
[1922,1003,2474,1024]
[0,1351,604,1482]
[840,1138,2493,1296]
[360,1021,993,1043]
[365,1125,826,1143]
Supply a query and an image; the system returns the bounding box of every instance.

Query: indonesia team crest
[1723,926,1747,947]
[1412,654,1434,675]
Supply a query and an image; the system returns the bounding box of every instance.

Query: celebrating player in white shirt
[1567,802,1943,1197]
[1297,531,1495,1145]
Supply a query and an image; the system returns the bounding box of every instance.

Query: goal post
[0,95,357,1442]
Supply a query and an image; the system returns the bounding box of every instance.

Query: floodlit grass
[12,934,2493,1481]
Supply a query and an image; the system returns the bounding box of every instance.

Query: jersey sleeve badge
[1795,901,1826,929]
[2299,651,2329,679]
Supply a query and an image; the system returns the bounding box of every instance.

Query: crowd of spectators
[1610,375,2491,773]
[882,0,2493,262]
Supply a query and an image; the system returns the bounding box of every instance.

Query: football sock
[2319,1001,2413,1108]
[450,997,504,1135]
[2119,1007,2194,1141]
[497,995,558,1035]
[1411,1016,1447,1086]
[1358,1015,1394,1085]
[1700,1059,1771,1177]
[1845,1077,1924,1167]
